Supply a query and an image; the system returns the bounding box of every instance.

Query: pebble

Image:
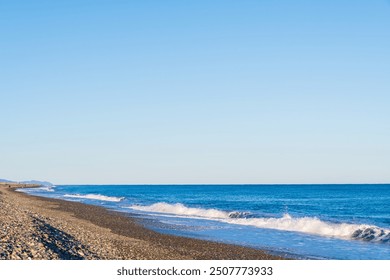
[0,189,101,260]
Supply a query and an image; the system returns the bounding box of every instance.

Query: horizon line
[53,182,390,186]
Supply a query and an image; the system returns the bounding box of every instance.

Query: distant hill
[20,180,53,187]
[0,179,53,186]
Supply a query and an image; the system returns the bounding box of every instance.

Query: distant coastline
[0,182,41,188]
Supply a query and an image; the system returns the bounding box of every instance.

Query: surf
[63,193,124,202]
[128,202,390,243]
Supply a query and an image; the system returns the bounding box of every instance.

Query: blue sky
[1,0,389,184]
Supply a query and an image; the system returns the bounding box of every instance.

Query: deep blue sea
[18,184,390,260]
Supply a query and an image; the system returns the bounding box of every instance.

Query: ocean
[18,184,390,260]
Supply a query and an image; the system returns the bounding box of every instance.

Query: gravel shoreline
[0,185,286,260]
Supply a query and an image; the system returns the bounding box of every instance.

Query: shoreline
[0,185,286,260]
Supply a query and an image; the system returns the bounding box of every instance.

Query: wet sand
[0,185,286,260]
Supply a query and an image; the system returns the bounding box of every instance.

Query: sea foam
[64,194,124,202]
[15,185,56,192]
[37,186,56,192]
[130,202,230,219]
[128,202,390,243]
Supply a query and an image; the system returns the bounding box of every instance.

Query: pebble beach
[0,184,284,260]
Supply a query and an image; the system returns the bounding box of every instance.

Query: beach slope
[0,185,284,260]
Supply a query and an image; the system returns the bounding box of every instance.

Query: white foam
[64,194,124,202]
[15,185,56,192]
[37,186,56,192]
[128,202,390,243]
[229,214,359,239]
[129,203,230,219]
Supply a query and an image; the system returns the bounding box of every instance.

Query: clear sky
[1,0,389,184]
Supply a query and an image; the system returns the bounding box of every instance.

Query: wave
[15,185,56,192]
[128,202,390,243]
[129,203,230,219]
[230,214,390,243]
[63,194,124,202]
[37,186,56,192]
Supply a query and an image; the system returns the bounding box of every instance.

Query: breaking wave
[129,203,230,219]
[230,214,390,243]
[16,185,56,192]
[63,194,124,202]
[128,202,390,243]
[37,186,56,192]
